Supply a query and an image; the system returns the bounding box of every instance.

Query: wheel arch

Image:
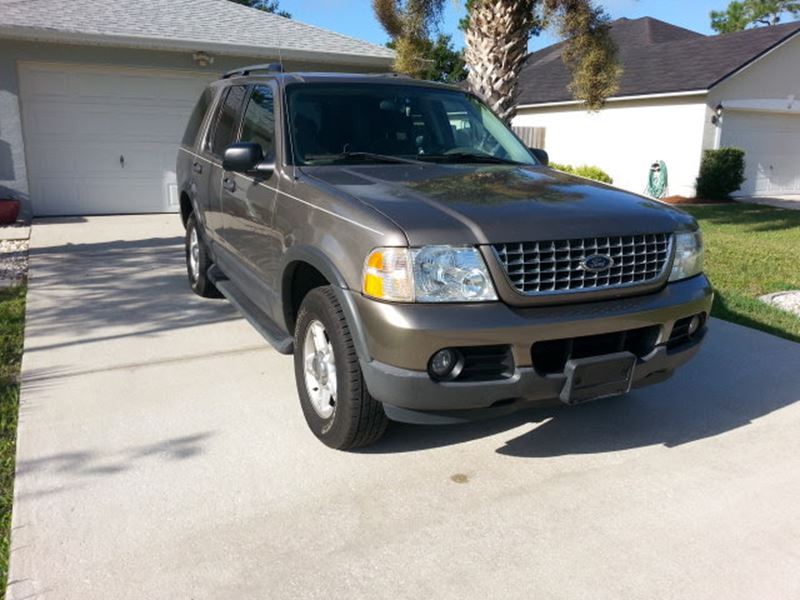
[280,246,371,361]
[179,191,193,228]
[281,246,346,331]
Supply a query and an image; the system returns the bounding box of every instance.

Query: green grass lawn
[684,203,800,343]
[0,286,26,599]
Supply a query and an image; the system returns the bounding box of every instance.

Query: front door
[221,84,281,306]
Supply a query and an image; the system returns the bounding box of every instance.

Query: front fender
[278,245,372,362]
[280,245,349,291]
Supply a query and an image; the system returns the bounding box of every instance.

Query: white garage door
[19,63,214,216]
[720,110,800,196]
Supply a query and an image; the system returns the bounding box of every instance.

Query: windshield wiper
[305,151,425,166]
[421,152,520,165]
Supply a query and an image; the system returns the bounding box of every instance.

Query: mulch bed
[660,195,734,205]
[0,241,28,288]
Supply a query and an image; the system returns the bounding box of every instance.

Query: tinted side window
[240,85,276,158]
[182,88,212,147]
[209,85,247,157]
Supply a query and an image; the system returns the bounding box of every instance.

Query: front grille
[532,326,660,375]
[493,233,672,296]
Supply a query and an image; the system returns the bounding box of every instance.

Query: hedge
[695,147,746,200]
[550,163,614,184]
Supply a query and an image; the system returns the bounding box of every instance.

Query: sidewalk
[735,195,800,210]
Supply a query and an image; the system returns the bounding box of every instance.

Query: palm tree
[373,0,447,79]
[465,0,620,121]
[373,1,619,121]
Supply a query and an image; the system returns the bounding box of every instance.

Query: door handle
[120,155,125,168]
[222,177,236,192]
[192,162,203,174]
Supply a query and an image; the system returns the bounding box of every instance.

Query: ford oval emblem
[581,254,614,273]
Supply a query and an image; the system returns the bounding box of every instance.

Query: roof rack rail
[222,63,285,79]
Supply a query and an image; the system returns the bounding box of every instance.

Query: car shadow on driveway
[13,432,216,501]
[25,236,239,353]
[365,320,800,456]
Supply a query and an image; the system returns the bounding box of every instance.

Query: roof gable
[518,17,800,106]
[0,0,394,65]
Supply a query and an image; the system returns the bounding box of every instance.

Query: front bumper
[342,275,713,421]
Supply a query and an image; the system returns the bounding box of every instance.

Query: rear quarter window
[182,88,213,147]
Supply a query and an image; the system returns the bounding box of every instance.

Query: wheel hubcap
[189,228,200,281]
[303,320,337,419]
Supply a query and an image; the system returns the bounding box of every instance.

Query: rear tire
[185,212,222,298]
[294,286,388,450]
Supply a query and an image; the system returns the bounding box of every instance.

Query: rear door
[221,83,281,303]
[178,87,214,224]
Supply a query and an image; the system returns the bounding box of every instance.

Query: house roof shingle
[518,17,800,106]
[0,0,395,66]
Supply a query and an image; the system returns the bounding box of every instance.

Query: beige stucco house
[0,0,394,218]
[513,17,800,198]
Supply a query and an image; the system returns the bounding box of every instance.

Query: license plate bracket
[559,351,637,405]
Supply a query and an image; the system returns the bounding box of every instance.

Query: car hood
[302,164,696,246]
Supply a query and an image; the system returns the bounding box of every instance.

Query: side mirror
[223,142,274,176]
[528,147,549,166]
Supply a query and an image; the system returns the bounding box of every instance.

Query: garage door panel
[32,179,79,216]
[31,142,170,176]
[721,111,800,196]
[29,106,82,136]
[79,180,163,214]
[73,72,207,104]
[20,63,214,216]
[32,177,164,216]
[27,104,192,141]
[76,146,165,174]
[22,69,70,97]
[30,146,77,174]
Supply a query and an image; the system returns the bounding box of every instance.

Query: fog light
[428,349,462,381]
[687,314,702,336]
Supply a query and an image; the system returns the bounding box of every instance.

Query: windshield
[285,83,537,166]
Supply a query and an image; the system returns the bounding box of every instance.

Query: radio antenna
[274,12,297,187]
[275,15,299,180]
[277,15,284,73]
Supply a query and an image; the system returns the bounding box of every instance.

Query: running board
[208,265,294,355]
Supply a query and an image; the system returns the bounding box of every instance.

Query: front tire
[185,212,222,298]
[294,286,388,450]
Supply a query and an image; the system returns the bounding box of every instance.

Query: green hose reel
[646,160,668,199]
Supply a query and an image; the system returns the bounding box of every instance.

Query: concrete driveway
[8,215,800,600]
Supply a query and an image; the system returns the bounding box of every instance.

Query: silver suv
[177,65,712,449]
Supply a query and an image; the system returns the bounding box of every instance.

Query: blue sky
[283,0,727,51]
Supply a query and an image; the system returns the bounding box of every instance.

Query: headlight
[669,231,704,282]
[362,246,498,302]
[412,246,498,302]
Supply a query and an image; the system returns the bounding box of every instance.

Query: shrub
[550,162,613,184]
[695,147,745,200]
